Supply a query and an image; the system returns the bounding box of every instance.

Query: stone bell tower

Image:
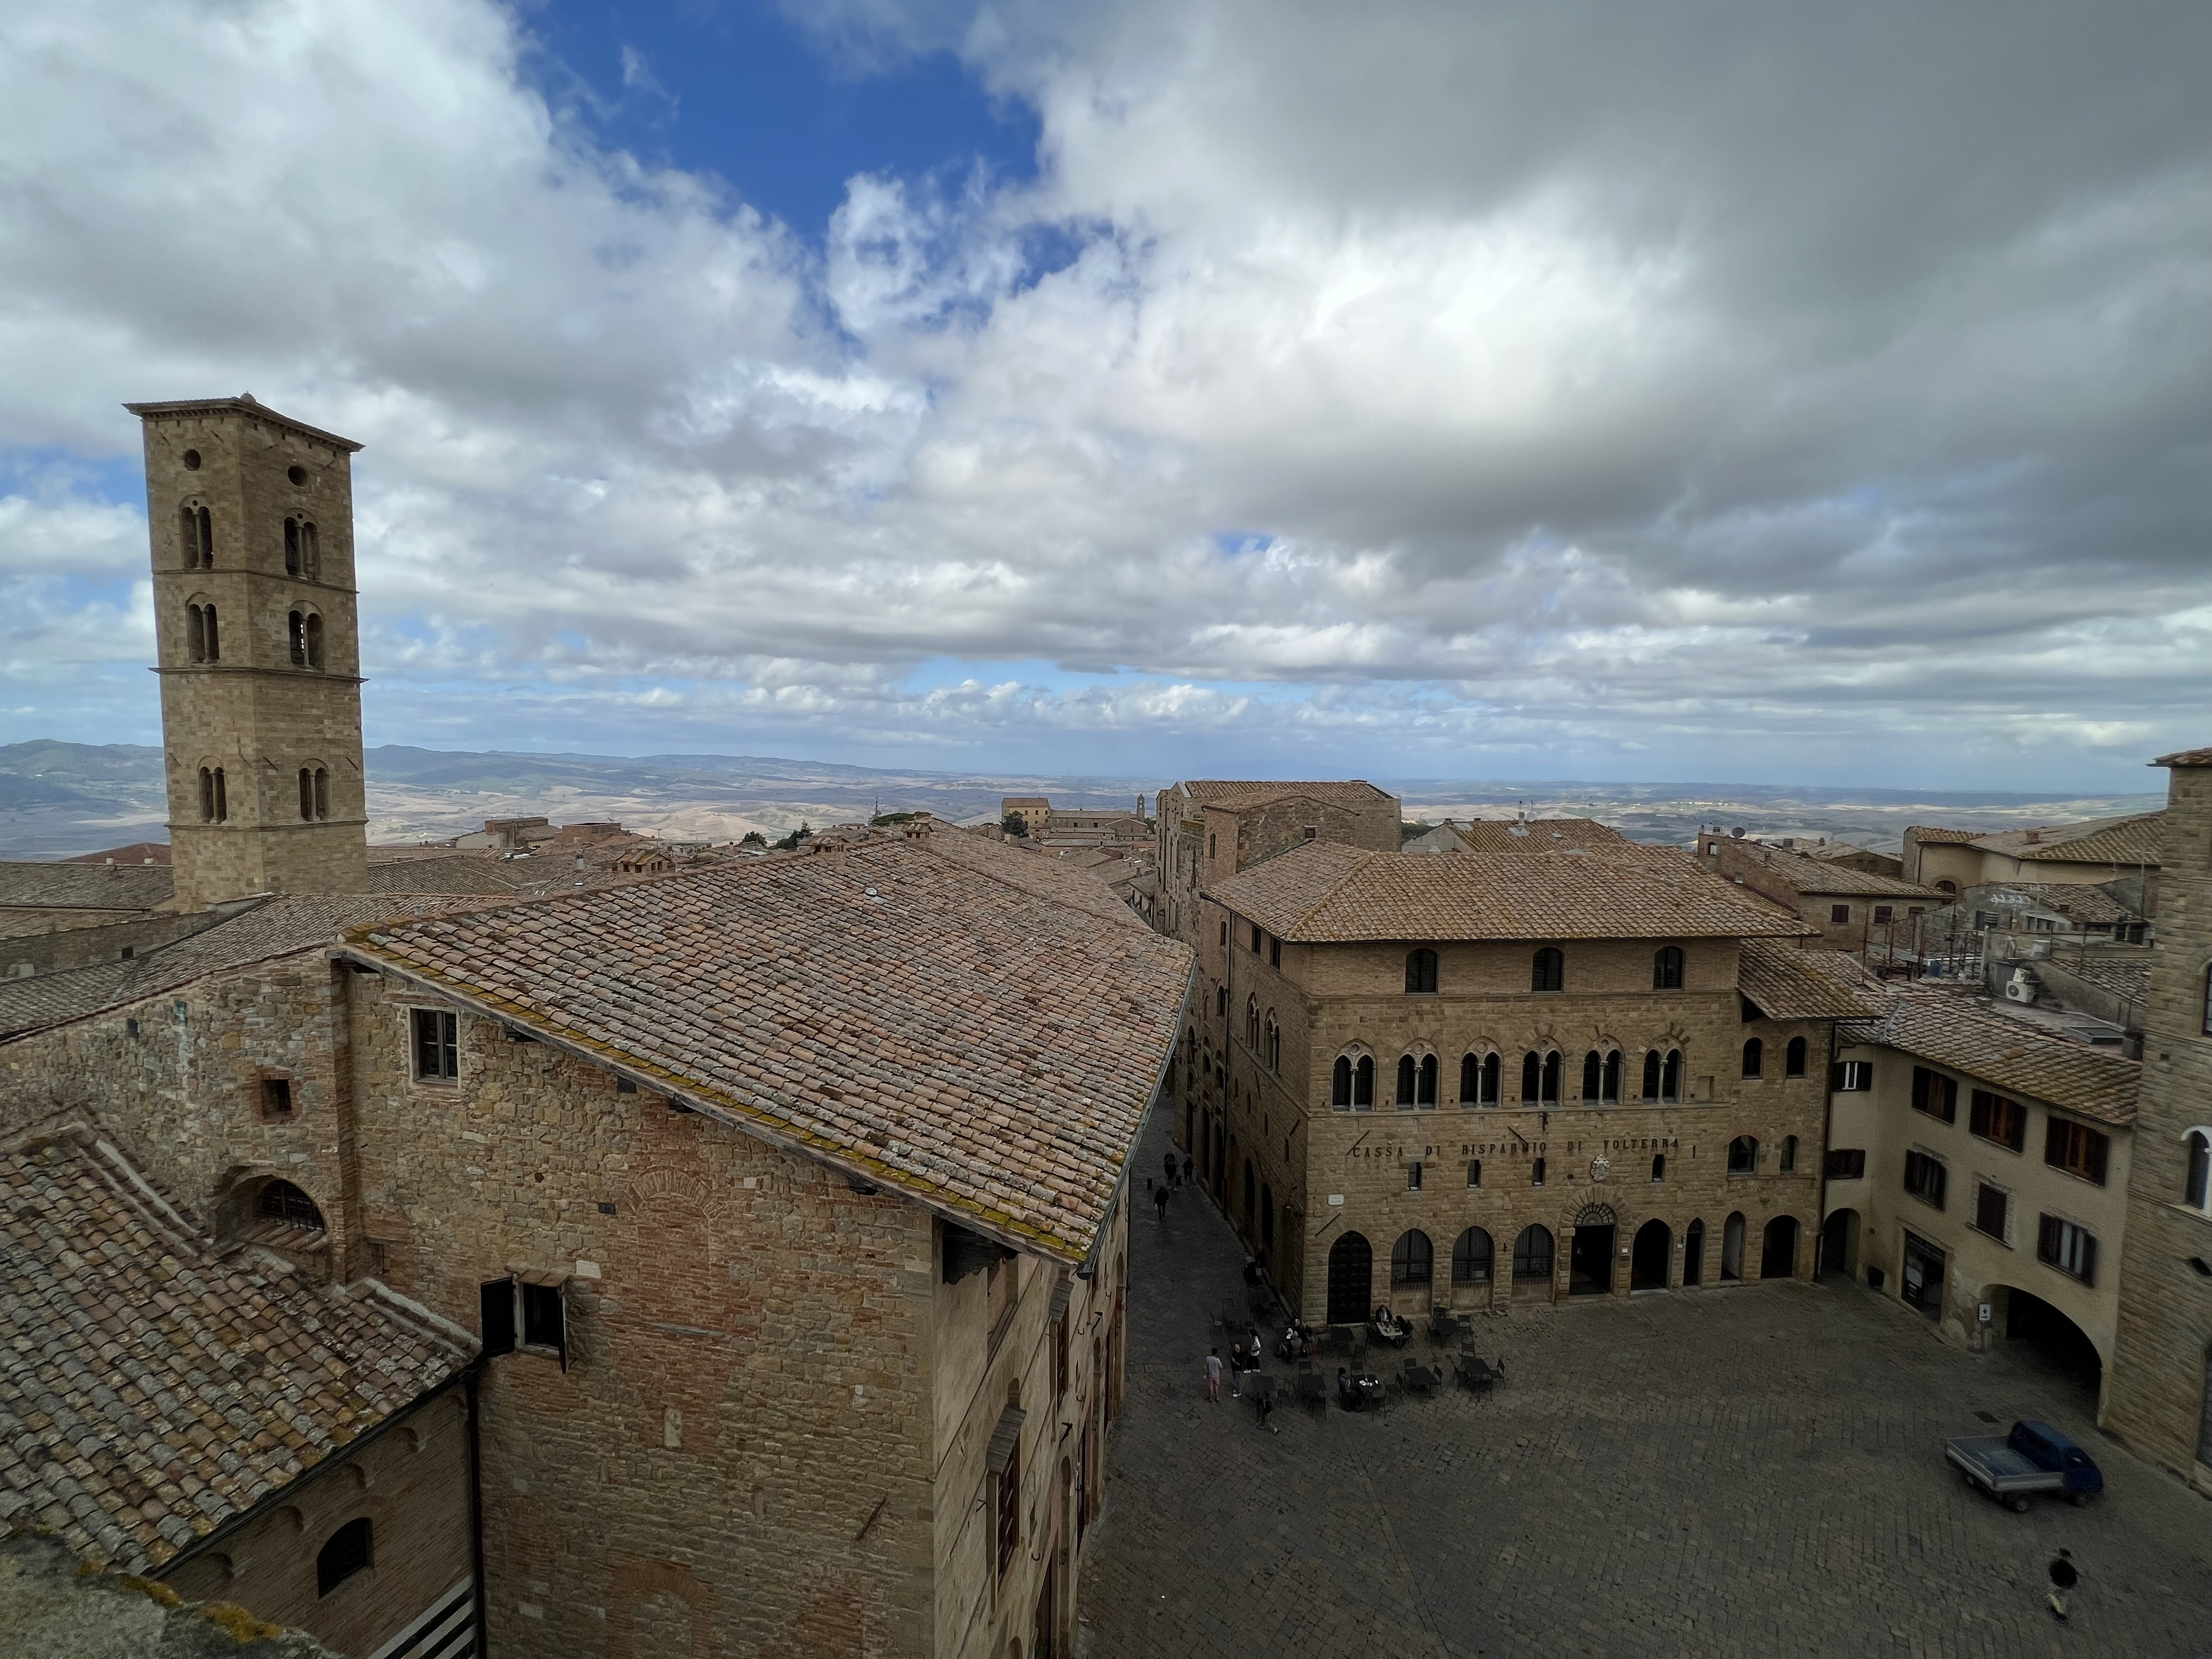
[126,395,371,911]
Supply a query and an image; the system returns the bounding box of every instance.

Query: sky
[0,0,2206,790]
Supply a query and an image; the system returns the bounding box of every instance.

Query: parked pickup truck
[1944,1420,2103,1511]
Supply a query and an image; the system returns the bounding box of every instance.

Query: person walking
[1163,1151,1177,1188]
[1154,1183,1170,1223]
[1204,1348,1223,1403]
[2048,1550,2077,1623]
[1182,1152,1194,1186]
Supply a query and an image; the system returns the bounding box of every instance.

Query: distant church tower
[126,395,371,910]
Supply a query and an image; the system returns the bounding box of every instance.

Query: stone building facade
[1903,812,2166,908]
[1154,780,1402,952]
[2106,747,2212,1486]
[1178,841,1867,1327]
[1693,830,1945,956]
[127,397,371,911]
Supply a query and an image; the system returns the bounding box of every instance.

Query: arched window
[1246,997,1260,1050]
[1405,948,1438,993]
[316,1517,372,1597]
[202,604,220,661]
[1452,1227,1493,1281]
[1582,1050,1602,1102]
[1391,1229,1433,1285]
[1785,1036,1807,1077]
[186,603,207,662]
[1459,1052,1480,1104]
[180,502,212,568]
[314,767,329,821]
[1354,1055,1374,1110]
[1531,947,1563,992]
[299,768,316,821]
[2188,1130,2212,1211]
[199,766,216,822]
[1653,946,1684,989]
[258,1179,326,1230]
[1542,1049,1561,1103]
[1661,1049,1682,1101]
[1417,1053,1437,1108]
[1651,1153,1666,1182]
[284,517,301,576]
[1728,1136,1758,1174]
[1781,1134,1798,1172]
[1742,1037,1764,1079]
[1396,1055,1417,1109]
[1511,1225,1553,1287]
[1935,879,1958,895]
[1641,1050,1662,1101]
[1466,1159,1481,1189]
[1332,1056,1352,1110]
[1520,1052,1540,1103]
[211,767,227,823]
[1602,1048,1621,1102]
[1683,1218,1705,1285]
[1265,1013,1280,1073]
[300,520,320,581]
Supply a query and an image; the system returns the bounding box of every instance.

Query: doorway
[1569,1226,1615,1295]
[1760,1215,1799,1279]
[2003,1286,2103,1400]
[1820,1208,1859,1280]
[1720,1212,1746,1281]
[1901,1232,1944,1320]
[1631,1219,1671,1290]
[1683,1219,1705,1286]
[1326,1232,1373,1326]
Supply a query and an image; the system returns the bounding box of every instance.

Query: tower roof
[122,394,363,453]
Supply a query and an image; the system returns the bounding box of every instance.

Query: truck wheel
[2010,1496,2031,1513]
[2069,1492,2089,1508]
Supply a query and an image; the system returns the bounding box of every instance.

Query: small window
[479,1279,517,1356]
[1651,1153,1665,1182]
[1935,879,1958,895]
[260,1077,294,1120]
[1219,921,1228,948]
[1911,1066,1956,1122]
[1406,1161,1423,1192]
[1466,1159,1481,1188]
[2037,1214,2096,1285]
[522,1281,566,1350]
[1969,1090,2027,1153]
[314,767,328,820]
[1652,946,1684,989]
[1830,904,1850,924]
[285,518,302,577]
[1531,1157,1546,1187]
[1250,923,1262,951]
[2044,1118,2110,1186]
[2186,1130,2211,1211]
[1903,1149,1948,1209]
[299,767,316,822]
[1405,948,1438,994]
[1832,1061,1873,1092]
[412,1007,458,1080]
[1531,947,1563,993]
[316,1518,373,1597]
[1728,1136,1757,1174]
[1873,905,1893,924]
[1785,1036,1807,1077]
[1780,1135,1797,1172]
[1972,1182,2009,1241]
[1741,1037,1763,1079]
[1270,937,1281,969]
[182,448,201,470]
[257,1178,324,1229]
[1825,1149,1867,1180]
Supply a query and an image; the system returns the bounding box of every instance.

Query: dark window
[1832,1060,1872,1092]
[479,1279,516,1355]
[1542,1049,1561,1103]
[1332,1056,1352,1109]
[1452,1227,1493,1281]
[2187,1130,2210,1210]
[1785,1036,1807,1077]
[1581,1050,1601,1102]
[2037,1214,2096,1285]
[522,1281,565,1352]
[1728,1136,1757,1174]
[1054,1314,1070,1401]
[181,502,213,568]
[181,449,201,471]
[1969,1089,2027,1152]
[1405,948,1438,993]
[1522,1051,1542,1102]
[1458,1052,1480,1104]
[1251,923,1261,951]
[1601,1048,1620,1102]
[1911,1066,1956,1121]
[1830,904,1850,924]
[1903,1149,1947,1208]
[2045,1118,2110,1186]
[1270,937,1281,969]
[1481,1051,1500,1104]
[289,607,307,664]
[1653,946,1684,989]
[1396,1055,1417,1108]
[1661,1049,1681,1101]
[1683,1219,1705,1285]
[257,1179,323,1229]
[1936,879,1957,894]
[1354,1055,1374,1109]
[1391,1229,1432,1285]
[1531,1157,1547,1187]
[316,1518,372,1597]
[1651,1153,1666,1182]
[1466,1159,1481,1189]
[285,517,302,576]
[260,1077,294,1120]
[1417,1053,1438,1108]
[1780,1135,1797,1172]
[186,603,207,662]
[1531,947,1564,992]
[1406,1161,1423,1192]
[1512,1224,1553,1282]
[202,604,220,661]
[300,520,320,581]
[1641,1050,1661,1101]
[412,1008,458,1080]
[1741,1037,1763,1078]
[1825,1149,1866,1180]
[1873,905,1893,924]
[1217,985,1228,1017]
[1972,1182,2009,1240]
[314,768,328,820]
[2204,964,2212,1035]
[299,767,315,821]
[997,1433,1021,1579]
[306,612,325,669]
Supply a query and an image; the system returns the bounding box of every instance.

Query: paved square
[1077,1117,2212,1657]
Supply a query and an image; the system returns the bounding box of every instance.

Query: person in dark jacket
[2048,1550,2077,1622]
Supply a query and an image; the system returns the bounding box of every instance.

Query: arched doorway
[1820,1208,1860,1280]
[1568,1205,1616,1296]
[2001,1287,2103,1404]
[1326,1232,1373,1325]
[1683,1219,1705,1286]
[1760,1215,1799,1279]
[1720,1212,1746,1281]
[1511,1225,1554,1299]
[1631,1219,1671,1290]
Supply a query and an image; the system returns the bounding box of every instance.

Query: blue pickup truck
[1944,1420,2103,1511]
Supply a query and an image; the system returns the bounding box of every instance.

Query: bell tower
[126,395,371,910]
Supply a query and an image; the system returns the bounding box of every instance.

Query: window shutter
[2086,1130,2109,1185]
[1832,1062,1846,1090]
[479,1278,516,1357]
[2079,1232,2096,1287]
[2044,1117,2065,1165]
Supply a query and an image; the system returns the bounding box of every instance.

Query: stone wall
[2107,757,2212,1481]
[1,909,224,979]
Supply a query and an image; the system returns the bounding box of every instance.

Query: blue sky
[0,0,2205,790]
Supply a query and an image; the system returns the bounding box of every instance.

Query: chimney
[2025,830,2042,844]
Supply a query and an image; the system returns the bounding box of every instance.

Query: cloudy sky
[1,1,2205,789]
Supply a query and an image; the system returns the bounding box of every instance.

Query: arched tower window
[1661,1048,1682,1101]
[305,612,324,669]
[1785,1036,1808,1077]
[1332,1056,1352,1110]
[1354,1055,1375,1109]
[201,604,220,662]
[316,1517,372,1596]
[289,610,307,666]
[301,520,320,581]
[284,517,301,576]
[1742,1037,1764,1078]
[199,766,228,824]
[298,766,330,822]
[180,502,213,568]
[186,604,207,662]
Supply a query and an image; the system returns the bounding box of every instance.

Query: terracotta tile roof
[1971,881,2143,925]
[1731,843,1943,898]
[1738,940,1893,1020]
[346,830,1193,1262]
[1211,841,1809,942]
[0,1131,470,1574]
[1968,811,2164,867]
[1430,818,1630,853]
[363,855,528,896]
[1906,826,1991,845]
[1842,983,2138,1126]
[0,862,174,912]
[2050,951,2152,1001]
[1171,780,1397,809]
[2153,746,2212,767]
[59,843,170,867]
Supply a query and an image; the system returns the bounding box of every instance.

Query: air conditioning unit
[2004,967,2039,1005]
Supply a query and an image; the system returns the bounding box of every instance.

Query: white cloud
[0,0,2205,786]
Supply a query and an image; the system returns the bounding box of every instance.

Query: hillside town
[0,396,2205,1656]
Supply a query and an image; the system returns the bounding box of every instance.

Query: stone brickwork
[1182,922,1831,1321]
[1,909,225,979]
[1154,781,1401,950]
[2106,750,2212,1483]
[130,399,370,910]
[1693,831,1943,953]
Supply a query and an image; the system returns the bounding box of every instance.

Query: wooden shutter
[1975,1183,2007,1239]
[2078,1232,2097,1287]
